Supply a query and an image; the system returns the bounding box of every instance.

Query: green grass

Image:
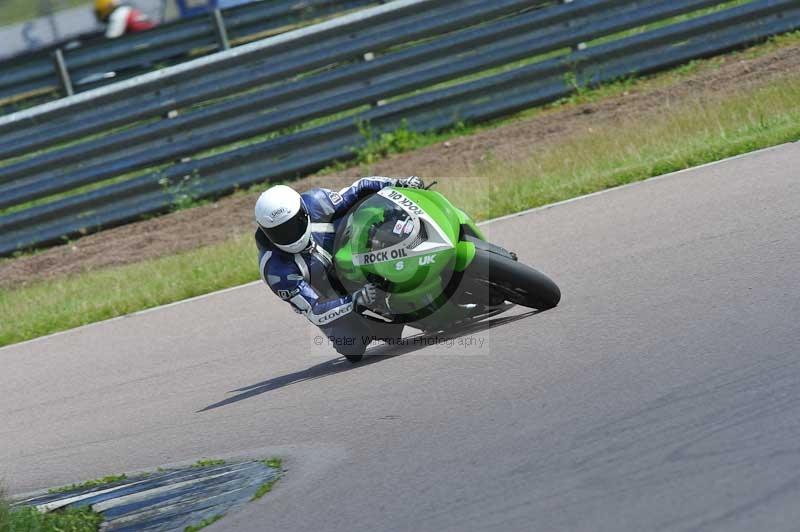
[442,74,800,220]
[192,459,226,468]
[1,487,102,532]
[251,458,282,501]
[0,234,256,346]
[48,475,127,495]
[351,120,469,166]
[184,515,224,532]
[0,506,102,532]
[263,458,282,470]
[251,480,277,501]
[2,46,800,347]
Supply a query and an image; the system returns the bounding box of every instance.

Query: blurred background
[0,0,258,58]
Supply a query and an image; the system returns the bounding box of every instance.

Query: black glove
[397,176,424,189]
[354,283,378,309]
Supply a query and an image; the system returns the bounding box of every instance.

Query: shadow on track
[199,309,540,412]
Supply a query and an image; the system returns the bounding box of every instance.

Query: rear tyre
[466,249,561,310]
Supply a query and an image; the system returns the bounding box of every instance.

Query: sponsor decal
[419,255,437,266]
[270,207,290,220]
[403,219,414,234]
[385,190,425,216]
[393,219,406,235]
[358,248,408,264]
[328,191,343,205]
[277,288,300,300]
[315,302,353,324]
[395,260,405,271]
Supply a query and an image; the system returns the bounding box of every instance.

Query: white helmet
[255,185,312,253]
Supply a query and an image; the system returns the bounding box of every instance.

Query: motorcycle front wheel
[465,248,561,310]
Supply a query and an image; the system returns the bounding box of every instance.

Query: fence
[0,0,380,108]
[0,0,798,256]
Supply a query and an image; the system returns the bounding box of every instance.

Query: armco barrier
[0,0,378,107]
[0,0,798,256]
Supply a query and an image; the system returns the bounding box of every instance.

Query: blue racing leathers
[256,177,404,355]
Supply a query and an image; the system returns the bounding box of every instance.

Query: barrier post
[212,8,231,51]
[52,48,74,97]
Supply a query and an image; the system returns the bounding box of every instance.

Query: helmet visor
[260,204,309,246]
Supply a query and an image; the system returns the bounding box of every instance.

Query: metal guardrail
[0,0,379,108]
[0,0,798,256]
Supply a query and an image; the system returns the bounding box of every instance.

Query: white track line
[2,142,793,351]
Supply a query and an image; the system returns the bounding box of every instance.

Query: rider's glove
[354,283,378,309]
[397,176,424,189]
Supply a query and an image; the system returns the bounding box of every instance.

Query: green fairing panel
[457,208,485,240]
[333,187,482,305]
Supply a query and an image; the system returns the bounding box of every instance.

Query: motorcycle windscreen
[352,195,418,253]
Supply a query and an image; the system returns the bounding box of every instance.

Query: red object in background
[126,7,157,32]
[104,5,157,38]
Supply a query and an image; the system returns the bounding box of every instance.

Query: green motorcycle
[332,185,560,352]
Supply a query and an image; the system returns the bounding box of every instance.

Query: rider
[94,0,157,39]
[255,176,424,357]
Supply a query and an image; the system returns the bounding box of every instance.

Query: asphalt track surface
[2,143,800,532]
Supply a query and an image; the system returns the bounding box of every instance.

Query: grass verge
[252,458,283,501]
[48,474,128,495]
[1,486,102,532]
[1,66,800,347]
[192,459,226,468]
[184,515,224,532]
[445,74,800,220]
[1,234,255,346]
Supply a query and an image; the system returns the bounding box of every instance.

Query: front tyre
[466,249,561,310]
